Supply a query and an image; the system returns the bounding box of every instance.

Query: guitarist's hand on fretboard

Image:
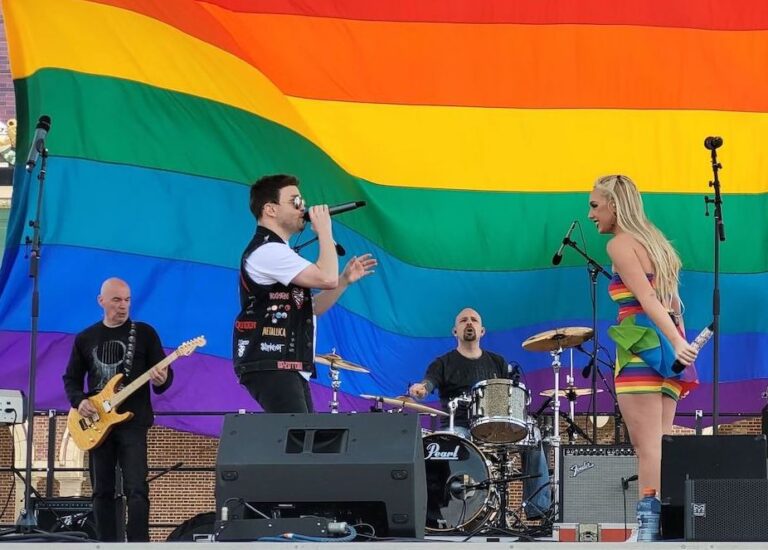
[149,365,169,386]
[78,398,98,418]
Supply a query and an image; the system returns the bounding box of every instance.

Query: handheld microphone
[671,323,714,373]
[25,115,52,172]
[704,136,723,151]
[303,201,366,222]
[551,220,578,265]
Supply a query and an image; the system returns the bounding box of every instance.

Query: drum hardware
[573,342,627,444]
[446,395,472,435]
[539,383,602,444]
[316,352,370,414]
[523,326,594,518]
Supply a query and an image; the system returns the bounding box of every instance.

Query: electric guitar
[67,336,206,451]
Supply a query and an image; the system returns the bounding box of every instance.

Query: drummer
[409,308,506,434]
[408,307,552,519]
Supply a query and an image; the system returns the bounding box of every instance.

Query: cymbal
[539,386,604,398]
[315,353,370,373]
[359,394,449,417]
[522,326,594,352]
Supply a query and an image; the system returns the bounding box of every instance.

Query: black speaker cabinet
[31,496,95,537]
[215,413,426,539]
[685,478,768,541]
[559,446,638,524]
[661,435,767,540]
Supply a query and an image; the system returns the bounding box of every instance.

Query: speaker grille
[560,446,637,524]
[685,478,768,541]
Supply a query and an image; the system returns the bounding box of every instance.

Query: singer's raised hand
[342,253,377,285]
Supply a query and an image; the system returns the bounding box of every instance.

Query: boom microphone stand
[560,236,611,442]
[703,136,726,435]
[18,121,51,531]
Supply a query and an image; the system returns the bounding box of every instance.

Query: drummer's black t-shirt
[423,349,508,428]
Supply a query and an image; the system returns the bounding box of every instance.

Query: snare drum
[469,379,529,444]
[422,432,496,532]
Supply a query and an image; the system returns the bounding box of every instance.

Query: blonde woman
[588,175,699,498]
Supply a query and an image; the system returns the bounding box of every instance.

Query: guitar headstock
[176,336,206,357]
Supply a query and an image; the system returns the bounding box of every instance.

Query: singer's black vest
[233,227,315,378]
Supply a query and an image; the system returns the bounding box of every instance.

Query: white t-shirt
[244,242,312,286]
[244,242,315,381]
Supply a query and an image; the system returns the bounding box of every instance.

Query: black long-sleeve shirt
[62,319,173,427]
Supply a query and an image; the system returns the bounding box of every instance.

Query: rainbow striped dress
[607,273,698,399]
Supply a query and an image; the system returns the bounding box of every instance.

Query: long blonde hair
[594,175,682,309]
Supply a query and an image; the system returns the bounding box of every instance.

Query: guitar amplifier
[685,478,768,541]
[31,497,95,536]
[559,446,637,524]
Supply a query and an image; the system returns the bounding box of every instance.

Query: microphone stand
[576,345,625,444]
[704,145,726,435]
[562,237,611,443]
[18,139,49,532]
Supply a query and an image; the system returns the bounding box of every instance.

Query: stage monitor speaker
[685,478,768,541]
[661,435,767,540]
[215,412,426,539]
[559,446,637,524]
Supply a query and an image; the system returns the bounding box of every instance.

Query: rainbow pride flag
[1,0,766,434]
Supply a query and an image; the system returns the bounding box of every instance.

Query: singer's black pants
[89,424,150,542]
[241,370,315,413]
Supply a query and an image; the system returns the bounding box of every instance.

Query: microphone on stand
[704,136,723,151]
[25,115,52,172]
[303,201,366,221]
[552,220,578,265]
[508,362,522,386]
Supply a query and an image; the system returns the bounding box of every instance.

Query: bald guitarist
[63,278,173,542]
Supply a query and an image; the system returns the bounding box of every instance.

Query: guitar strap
[123,322,137,378]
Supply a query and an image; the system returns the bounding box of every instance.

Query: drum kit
[314,324,601,536]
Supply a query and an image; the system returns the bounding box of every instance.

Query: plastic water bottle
[636,487,661,542]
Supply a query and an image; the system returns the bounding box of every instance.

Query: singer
[588,175,699,500]
[232,174,377,413]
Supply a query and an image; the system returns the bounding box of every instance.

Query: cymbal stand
[328,366,341,414]
[564,381,578,443]
[549,346,562,515]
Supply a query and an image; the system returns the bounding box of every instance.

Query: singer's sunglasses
[271,195,306,210]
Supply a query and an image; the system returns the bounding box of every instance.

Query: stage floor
[1,538,768,549]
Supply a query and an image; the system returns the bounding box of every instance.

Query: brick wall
[0,10,16,124]
[0,417,219,541]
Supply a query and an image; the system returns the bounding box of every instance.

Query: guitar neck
[111,351,178,408]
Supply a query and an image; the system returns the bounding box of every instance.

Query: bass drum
[422,432,497,532]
